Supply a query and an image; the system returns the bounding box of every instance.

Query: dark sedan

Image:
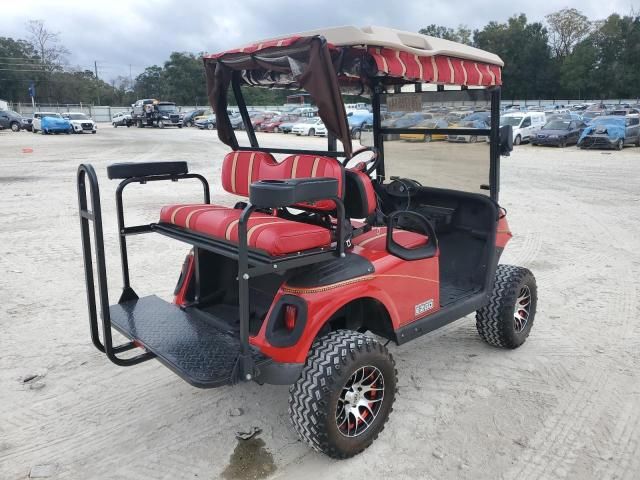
[531,119,587,147]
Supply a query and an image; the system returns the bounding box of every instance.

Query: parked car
[63,113,97,134]
[609,108,640,116]
[400,118,449,142]
[196,114,217,130]
[40,114,73,134]
[448,111,491,143]
[314,123,327,137]
[499,112,546,145]
[112,112,132,127]
[183,109,207,127]
[0,110,24,132]
[279,119,298,134]
[531,119,587,147]
[229,114,244,130]
[382,112,430,129]
[32,112,70,134]
[347,110,374,130]
[578,115,640,150]
[260,115,299,133]
[291,117,324,136]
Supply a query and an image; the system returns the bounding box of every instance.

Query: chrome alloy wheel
[514,285,532,333]
[336,365,384,437]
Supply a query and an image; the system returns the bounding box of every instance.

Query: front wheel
[476,265,537,348]
[10,122,20,132]
[616,139,624,150]
[514,135,522,146]
[308,128,315,136]
[207,123,214,130]
[158,119,165,129]
[289,330,397,459]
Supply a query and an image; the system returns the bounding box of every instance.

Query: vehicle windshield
[67,113,89,120]
[40,113,61,118]
[157,104,177,112]
[501,116,523,127]
[543,120,571,130]
[376,89,493,195]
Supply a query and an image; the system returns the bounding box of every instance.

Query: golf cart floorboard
[440,282,479,307]
[109,295,266,388]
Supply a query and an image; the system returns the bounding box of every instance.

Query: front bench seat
[158,151,344,256]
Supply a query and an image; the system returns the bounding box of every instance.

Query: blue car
[347,110,373,129]
[41,115,72,135]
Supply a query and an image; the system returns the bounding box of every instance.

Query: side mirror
[499,125,513,156]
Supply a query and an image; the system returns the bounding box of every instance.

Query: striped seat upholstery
[158,150,344,256]
[221,151,343,210]
[159,203,331,256]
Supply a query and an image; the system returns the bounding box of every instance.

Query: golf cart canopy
[204,26,504,156]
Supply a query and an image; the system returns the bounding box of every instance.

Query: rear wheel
[289,330,397,459]
[274,126,279,133]
[423,134,432,143]
[10,121,20,132]
[468,135,477,143]
[207,123,214,130]
[616,139,624,150]
[476,265,537,348]
[185,120,193,127]
[113,123,117,128]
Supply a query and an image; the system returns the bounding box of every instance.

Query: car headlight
[162,115,169,119]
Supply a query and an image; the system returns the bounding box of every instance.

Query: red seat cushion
[353,227,427,251]
[160,204,331,256]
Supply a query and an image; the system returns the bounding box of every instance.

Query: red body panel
[250,230,439,364]
[496,214,512,248]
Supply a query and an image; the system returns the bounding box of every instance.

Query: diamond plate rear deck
[110,295,266,388]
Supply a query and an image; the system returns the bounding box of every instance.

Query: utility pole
[94,61,101,105]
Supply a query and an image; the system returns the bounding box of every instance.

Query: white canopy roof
[268,25,504,67]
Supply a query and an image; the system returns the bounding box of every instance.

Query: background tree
[474,14,557,99]
[419,24,473,45]
[545,8,592,58]
[25,20,69,102]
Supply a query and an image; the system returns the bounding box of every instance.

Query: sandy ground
[1,125,639,480]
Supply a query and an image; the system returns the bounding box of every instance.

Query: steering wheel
[342,146,380,175]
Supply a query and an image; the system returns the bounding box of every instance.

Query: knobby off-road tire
[476,264,537,348]
[289,330,397,459]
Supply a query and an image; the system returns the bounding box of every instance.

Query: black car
[0,110,25,132]
[531,119,587,147]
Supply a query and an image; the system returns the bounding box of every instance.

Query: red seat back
[221,151,344,211]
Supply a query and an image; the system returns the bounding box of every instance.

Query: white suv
[63,112,97,134]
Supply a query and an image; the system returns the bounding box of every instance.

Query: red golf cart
[77,25,535,458]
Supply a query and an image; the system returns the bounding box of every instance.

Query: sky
[1,0,638,82]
